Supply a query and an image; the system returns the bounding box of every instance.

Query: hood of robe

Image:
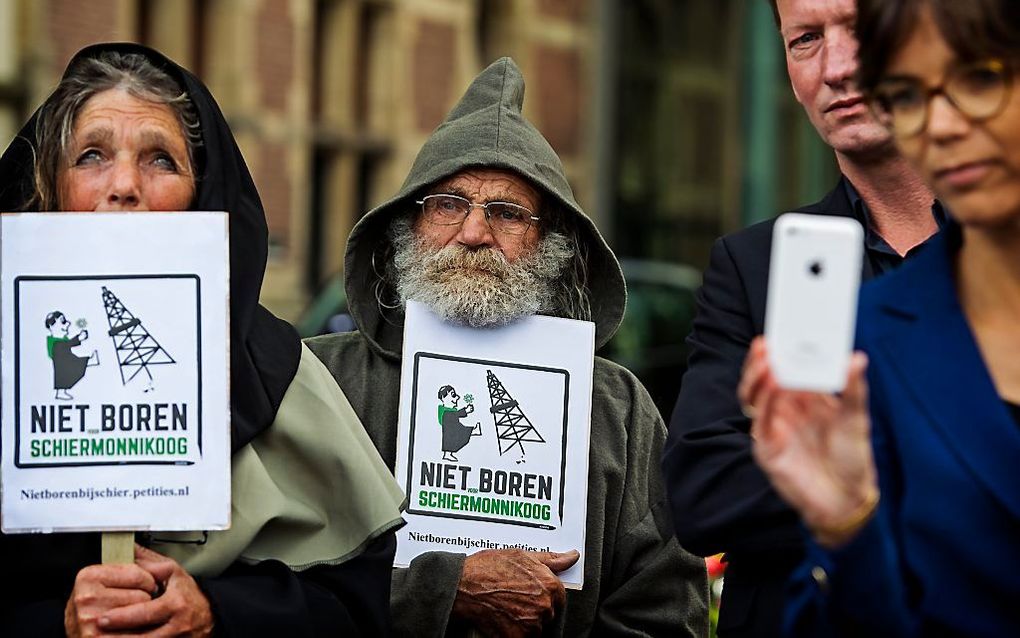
[343,57,625,360]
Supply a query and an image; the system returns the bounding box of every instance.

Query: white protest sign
[395,301,594,588]
[1,212,230,533]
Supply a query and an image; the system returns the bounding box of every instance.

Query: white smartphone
[764,213,864,392]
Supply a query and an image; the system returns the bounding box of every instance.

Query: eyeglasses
[416,194,540,236]
[869,59,1013,139]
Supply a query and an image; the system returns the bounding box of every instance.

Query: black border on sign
[13,274,202,468]
[406,351,570,530]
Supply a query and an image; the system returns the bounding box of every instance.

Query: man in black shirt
[661,0,944,635]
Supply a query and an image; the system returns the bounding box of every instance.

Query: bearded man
[306,58,708,637]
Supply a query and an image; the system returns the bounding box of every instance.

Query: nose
[105,158,142,210]
[456,205,496,248]
[822,29,858,88]
[926,93,970,143]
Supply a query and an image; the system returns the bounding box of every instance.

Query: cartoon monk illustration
[45,311,99,400]
[437,385,481,462]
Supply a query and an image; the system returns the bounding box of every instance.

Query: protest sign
[395,301,594,588]
[1,212,229,533]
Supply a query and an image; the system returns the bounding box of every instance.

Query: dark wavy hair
[857,0,1020,94]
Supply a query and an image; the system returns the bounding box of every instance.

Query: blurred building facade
[0,0,836,320]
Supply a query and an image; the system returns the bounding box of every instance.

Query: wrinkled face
[884,7,1020,229]
[392,168,573,328]
[778,0,892,155]
[57,88,195,212]
[413,168,542,262]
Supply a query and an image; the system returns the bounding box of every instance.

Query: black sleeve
[197,532,396,637]
[1,599,67,637]
[1,531,99,638]
[661,235,802,557]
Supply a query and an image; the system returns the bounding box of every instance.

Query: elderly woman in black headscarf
[0,43,403,637]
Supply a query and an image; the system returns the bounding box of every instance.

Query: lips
[933,160,995,189]
[824,96,865,113]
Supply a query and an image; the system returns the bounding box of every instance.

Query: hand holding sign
[65,544,213,637]
[64,558,159,637]
[453,548,579,637]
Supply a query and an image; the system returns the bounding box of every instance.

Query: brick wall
[412,18,457,134]
[533,44,581,156]
[536,0,587,23]
[254,0,296,255]
[257,141,292,250]
[256,0,295,113]
[48,0,122,73]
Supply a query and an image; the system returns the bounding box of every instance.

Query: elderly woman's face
[57,88,195,212]
[884,6,1020,228]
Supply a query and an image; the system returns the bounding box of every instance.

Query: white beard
[390,218,573,328]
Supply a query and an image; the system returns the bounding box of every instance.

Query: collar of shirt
[842,176,948,258]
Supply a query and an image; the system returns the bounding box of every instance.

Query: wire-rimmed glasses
[416,194,540,236]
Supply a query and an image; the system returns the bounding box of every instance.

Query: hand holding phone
[764,213,863,392]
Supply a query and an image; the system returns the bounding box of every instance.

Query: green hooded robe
[306,57,708,637]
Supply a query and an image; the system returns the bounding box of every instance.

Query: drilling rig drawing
[102,286,176,391]
[486,369,545,460]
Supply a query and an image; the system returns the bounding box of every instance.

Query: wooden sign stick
[102,531,135,564]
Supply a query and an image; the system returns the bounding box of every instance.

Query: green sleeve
[390,552,466,637]
[594,368,710,636]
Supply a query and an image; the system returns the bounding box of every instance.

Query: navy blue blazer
[785,224,1020,636]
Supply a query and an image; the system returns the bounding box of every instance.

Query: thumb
[533,550,580,573]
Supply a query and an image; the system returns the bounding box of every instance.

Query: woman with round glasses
[740,0,1020,634]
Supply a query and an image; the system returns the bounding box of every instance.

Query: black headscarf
[0,42,300,452]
